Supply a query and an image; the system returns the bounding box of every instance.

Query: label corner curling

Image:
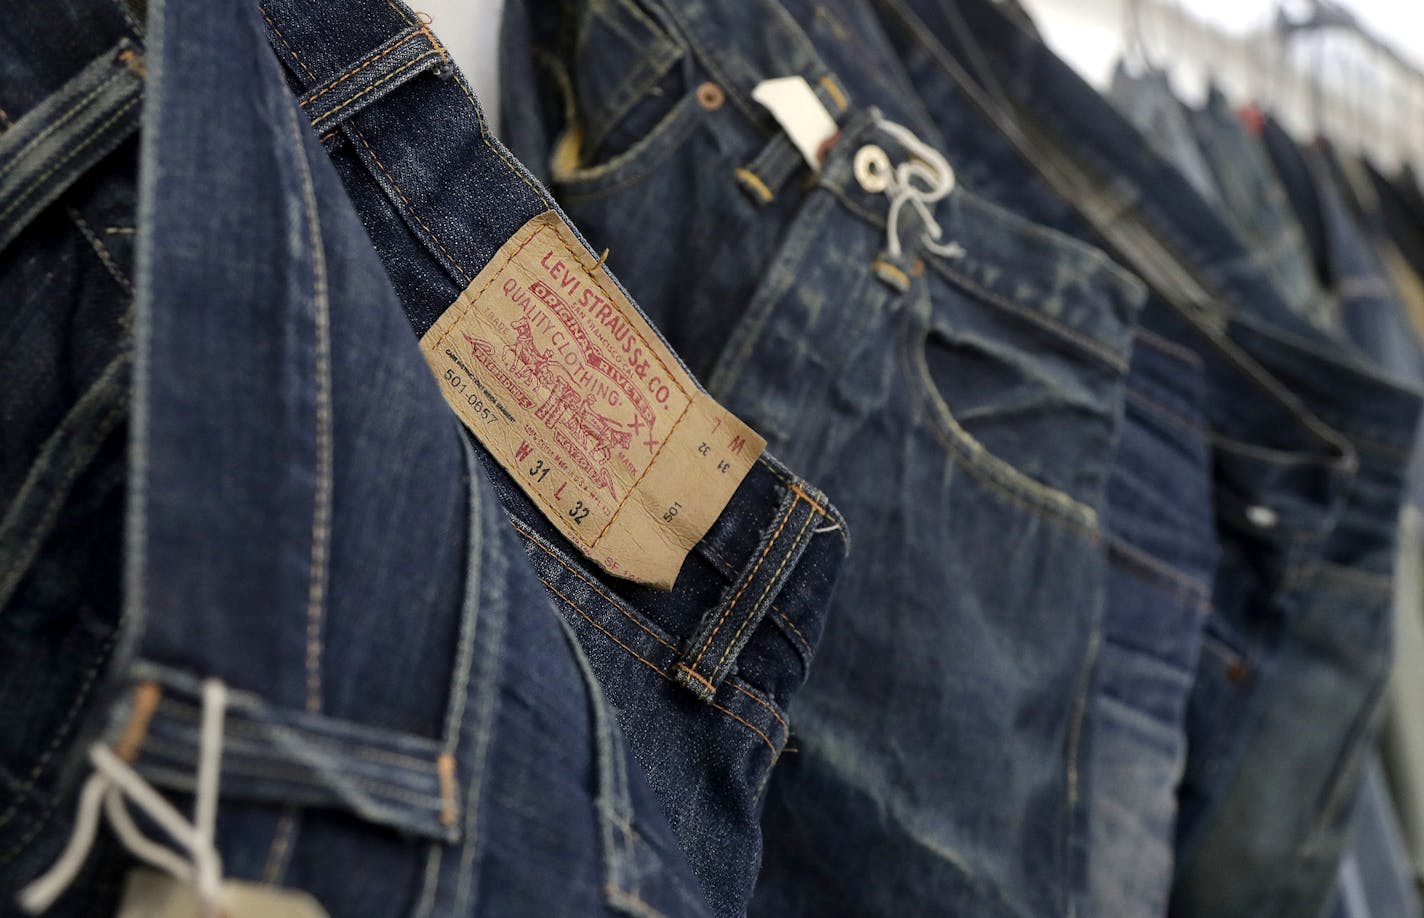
[419,210,764,588]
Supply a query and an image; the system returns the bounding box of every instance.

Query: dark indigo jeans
[866,1,1420,914]
[8,0,721,914]
[0,0,143,911]
[251,2,849,916]
[500,1,1146,913]
[1091,331,1216,916]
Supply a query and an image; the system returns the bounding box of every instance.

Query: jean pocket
[541,0,704,196]
[905,301,1118,525]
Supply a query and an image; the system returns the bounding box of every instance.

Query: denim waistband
[254,0,849,702]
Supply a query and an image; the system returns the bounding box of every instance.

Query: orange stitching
[689,498,797,670]
[300,31,423,109]
[436,753,458,826]
[310,51,444,128]
[732,683,787,730]
[113,681,161,762]
[711,702,777,754]
[673,662,715,694]
[541,582,778,754]
[351,127,473,281]
[786,481,827,515]
[771,609,811,653]
[259,5,317,82]
[511,520,677,651]
[713,509,815,676]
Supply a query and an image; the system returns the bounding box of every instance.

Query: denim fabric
[1385,508,1424,895]
[1186,88,1327,328]
[1091,331,1216,917]
[250,3,848,916]
[500,1,1147,913]
[0,0,144,911]
[8,0,721,915]
[866,1,1420,913]
[1108,65,1221,208]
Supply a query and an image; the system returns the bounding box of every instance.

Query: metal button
[696,82,725,111]
[853,144,892,193]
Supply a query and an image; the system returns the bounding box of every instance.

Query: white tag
[117,869,329,918]
[751,77,838,170]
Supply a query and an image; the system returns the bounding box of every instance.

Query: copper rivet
[697,82,725,111]
[911,259,926,277]
[1226,661,1249,683]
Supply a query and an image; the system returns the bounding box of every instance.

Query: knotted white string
[18,679,228,916]
[868,117,966,262]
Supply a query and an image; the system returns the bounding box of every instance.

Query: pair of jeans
[1184,87,1326,328]
[500,1,1146,913]
[250,3,848,914]
[1107,64,1220,209]
[5,0,850,913]
[866,1,1420,914]
[0,0,142,910]
[1091,330,1216,916]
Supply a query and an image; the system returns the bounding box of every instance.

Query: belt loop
[672,486,821,702]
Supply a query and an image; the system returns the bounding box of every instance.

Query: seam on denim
[0,95,139,227]
[1311,561,1396,592]
[1135,328,1203,369]
[701,541,810,657]
[151,701,443,771]
[580,17,685,157]
[731,682,788,731]
[309,51,444,129]
[771,609,813,656]
[261,809,300,883]
[136,745,449,810]
[712,506,816,677]
[68,206,133,293]
[300,30,422,109]
[927,251,1129,373]
[350,126,473,282]
[1106,536,1212,605]
[1099,540,1213,612]
[689,497,798,671]
[818,74,848,113]
[828,183,1131,373]
[284,99,334,716]
[0,626,118,842]
[0,68,124,185]
[429,217,694,549]
[1199,632,1245,666]
[414,842,442,918]
[514,519,678,651]
[104,225,136,234]
[605,885,672,918]
[556,95,702,203]
[0,395,126,607]
[902,312,1100,534]
[441,435,486,767]
[540,580,780,753]
[522,526,795,730]
[1124,388,1333,469]
[259,4,319,83]
[709,186,835,396]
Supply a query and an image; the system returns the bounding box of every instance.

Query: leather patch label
[421,211,764,588]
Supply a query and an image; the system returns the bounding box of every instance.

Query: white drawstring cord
[18,679,228,915]
[868,118,966,262]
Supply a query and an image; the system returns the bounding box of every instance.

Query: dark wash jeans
[868,0,1421,913]
[8,0,719,914]
[251,2,849,916]
[1092,331,1217,917]
[0,0,142,909]
[500,1,1146,914]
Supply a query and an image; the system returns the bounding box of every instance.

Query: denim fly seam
[498,1,1148,914]
[5,0,718,914]
[252,2,850,915]
[0,0,145,911]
